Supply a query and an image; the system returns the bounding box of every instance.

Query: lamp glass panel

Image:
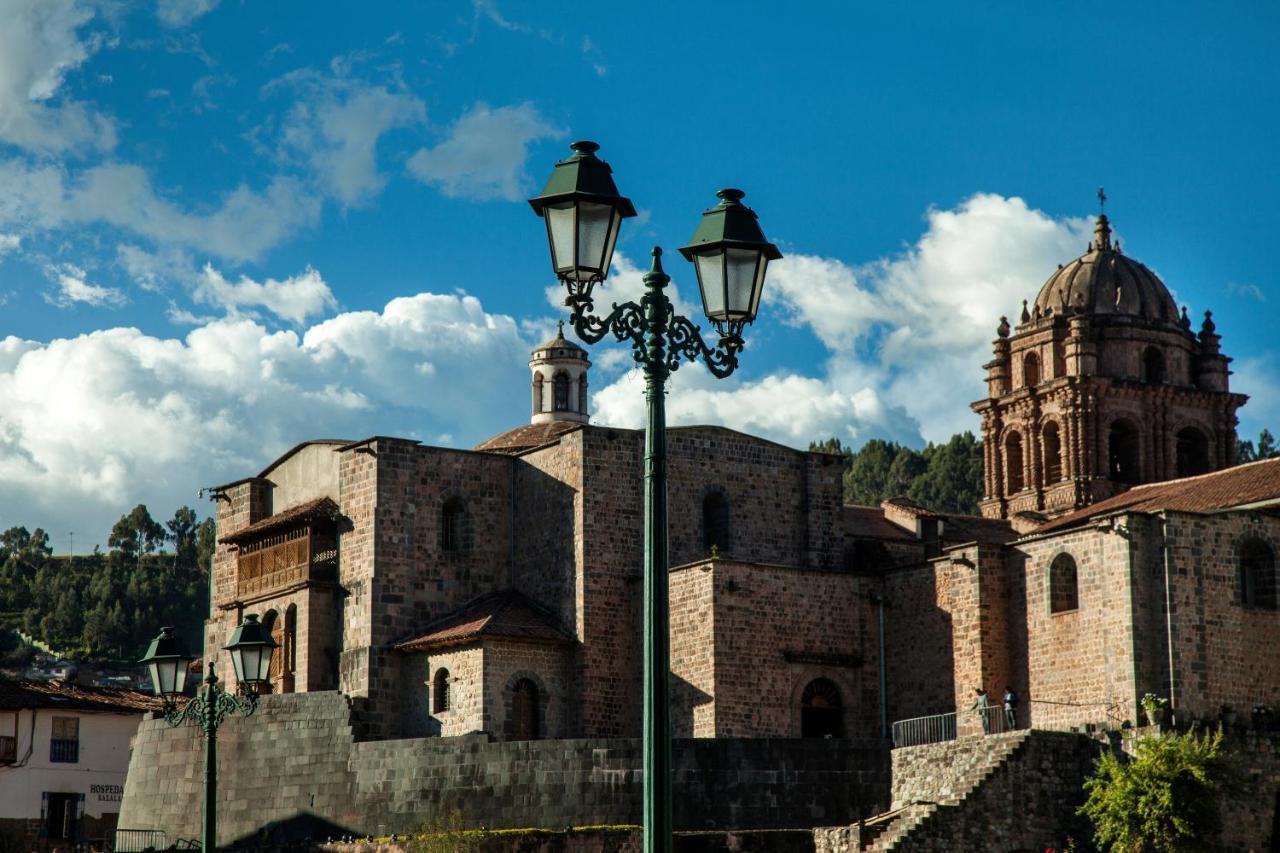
[155,659,177,696]
[576,202,613,274]
[238,647,260,684]
[229,647,247,684]
[147,661,162,696]
[750,257,770,318]
[255,645,274,683]
[725,248,762,320]
[174,662,189,695]
[695,252,726,319]
[600,209,623,280]
[545,203,576,275]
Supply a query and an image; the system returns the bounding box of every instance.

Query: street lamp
[530,141,779,853]
[140,616,277,853]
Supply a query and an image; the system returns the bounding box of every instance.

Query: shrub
[1079,727,1240,852]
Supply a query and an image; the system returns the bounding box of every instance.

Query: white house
[0,680,157,850]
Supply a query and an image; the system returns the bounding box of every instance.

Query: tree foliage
[0,506,213,662]
[1237,428,1279,464]
[810,432,985,515]
[1079,728,1240,853]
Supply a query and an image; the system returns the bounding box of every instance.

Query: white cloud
[0,159,322,263]
[408,102,562,201]
[43,263,126,307]
[194,264,338,325]
[0,234,19,255]
[0,287,533,547]
[0,0,115,152]
[274,75,426,207]
[156,0,220,27]
[590,194,1095,447]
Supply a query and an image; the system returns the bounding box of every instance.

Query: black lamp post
[530,141,779,853]
[140,616,277,853]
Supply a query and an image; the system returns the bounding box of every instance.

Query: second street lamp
[530,141,780,853]
[140,615,277,853]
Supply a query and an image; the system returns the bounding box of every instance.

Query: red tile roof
[0,679,161,713]
[473,421,583,455]
[940,513,1019,545]
[394,590,573,652]
[844,505,914,541]
[220,496,341,544]
[1034,457,1280,534]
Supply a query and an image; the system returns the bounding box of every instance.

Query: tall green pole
[202,670,219,853]
[641,255,672,853]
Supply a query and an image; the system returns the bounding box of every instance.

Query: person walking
[1003,685,1019,730]
[970,687,990,734]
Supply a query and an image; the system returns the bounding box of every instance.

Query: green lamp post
[530,141,780,853]
[140,616,277,853]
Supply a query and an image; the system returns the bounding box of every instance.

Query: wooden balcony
[236,527,338,600]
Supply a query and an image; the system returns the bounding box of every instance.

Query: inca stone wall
[119,692,890,844]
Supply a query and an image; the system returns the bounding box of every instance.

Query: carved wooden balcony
[221,497,342,602]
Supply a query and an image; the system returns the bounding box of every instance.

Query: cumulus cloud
[0,234,19,255]
[408,102,562,201]
[271,74,426,207]
[0,0,115,152]
[590,194,1095,447]
[194,264,338,325]
[156,0,220,27]
[43,263,126,307]
[0,288,532,546]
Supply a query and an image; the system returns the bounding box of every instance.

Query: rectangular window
[0,711,17,763]
[50,717,79,764]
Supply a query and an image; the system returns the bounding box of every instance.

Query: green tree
[1237,428,1279,464]
[108,504,167,556]
[909,432,985,515]
[811,433,984,515]
[167,506,201,568]
[1080,728,1240,853]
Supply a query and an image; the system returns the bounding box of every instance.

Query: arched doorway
[1176,427,1210,478]
[800,678,844,738]
[509,678,541,741]
[1109,420,1140,483]
[259,610,283,693]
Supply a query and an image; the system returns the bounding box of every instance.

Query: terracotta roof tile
[473,421,583,455]
[219,496,340,544]
[0,679,161,712]
[940,513,1019,545]
[1034,458,1280,534]
[394,590,573,652]
[844,506,914,541]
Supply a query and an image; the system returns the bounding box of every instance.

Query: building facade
[0,680,156,850]
[197,213,1278,749]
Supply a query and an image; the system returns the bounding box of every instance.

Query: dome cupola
[529,321,590,425]
[1031,213,1180,326]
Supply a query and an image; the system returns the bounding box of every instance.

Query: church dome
[1032,214,1179,325]
[532,322,587,360]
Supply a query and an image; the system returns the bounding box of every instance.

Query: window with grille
[50,716,79,763]
[1239,538,1277,609]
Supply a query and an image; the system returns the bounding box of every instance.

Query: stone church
[200,211,1279,749]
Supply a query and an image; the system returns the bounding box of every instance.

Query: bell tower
[972,207,1247,525]
[530,321,591,425]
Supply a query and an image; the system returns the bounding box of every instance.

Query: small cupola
[530,321,591,424]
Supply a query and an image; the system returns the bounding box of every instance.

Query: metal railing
[114,828,168,852]
[49,737,79,763]
[892,712,957,747]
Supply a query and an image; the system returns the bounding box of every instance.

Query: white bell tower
[530,321,591,425]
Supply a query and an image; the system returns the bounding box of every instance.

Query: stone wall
[119,692,890,844]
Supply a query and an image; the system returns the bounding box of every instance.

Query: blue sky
[1,0,1277,547]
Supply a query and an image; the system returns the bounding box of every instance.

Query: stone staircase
[815,729,1097,853]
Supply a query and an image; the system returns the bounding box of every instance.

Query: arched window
[1023,352,1040,388]
[553,372,570,411]
[1143,347,1165,384]
[1042,422,1063,483]
[702,490,730,555]
[441,497,469,553]
[800,678,844,738]
[1109,420,1140,483]
[578,374,588,415]
[282,605,297,693]
[1175,427,1209,478]
[1005,432,1025,493]
[1049,553,1079,613]
[261,610,282,693]
[433,668,450,713]
[532,374,544,415]
[1239,538,1277,609]
[1053,342,1067,379]
[509,678,541,740]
